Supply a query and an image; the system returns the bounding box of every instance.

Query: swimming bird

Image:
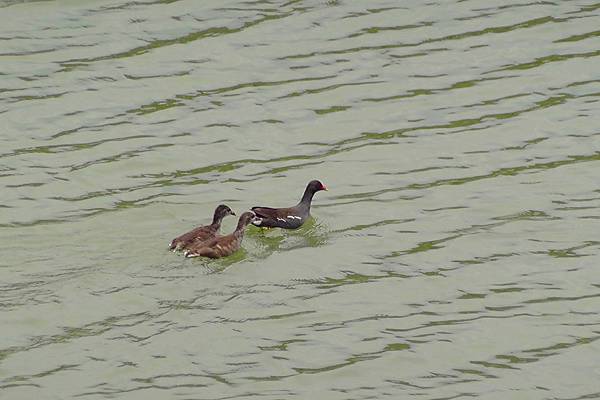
[169,204,235,251]
[251,180,327,229]
[185,211,257,258]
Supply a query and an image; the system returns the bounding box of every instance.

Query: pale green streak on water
[1,0,600,399]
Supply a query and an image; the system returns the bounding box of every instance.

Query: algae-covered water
[2,1,600,399]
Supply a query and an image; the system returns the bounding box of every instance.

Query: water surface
[2,0,600,399]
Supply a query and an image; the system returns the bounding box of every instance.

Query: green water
[1,0,600,399]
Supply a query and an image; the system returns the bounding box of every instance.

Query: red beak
[322,183,328,191]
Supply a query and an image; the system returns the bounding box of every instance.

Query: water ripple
[2,1,600,399]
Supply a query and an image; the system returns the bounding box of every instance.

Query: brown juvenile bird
[169,204,235,252]
[251,180,327,229]
[184,211,257,259]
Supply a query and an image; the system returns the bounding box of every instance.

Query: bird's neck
[211,213,223,227]
[299,187,315,208]
[235,222,248,234]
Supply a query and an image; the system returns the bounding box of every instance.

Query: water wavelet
[3,1,600,398]
[248,217,330,260]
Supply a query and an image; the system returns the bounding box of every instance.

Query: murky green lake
[2,0,600,398]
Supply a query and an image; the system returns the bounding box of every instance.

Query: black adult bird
[251,180,327,229]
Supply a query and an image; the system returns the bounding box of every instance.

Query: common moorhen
[251,180,327,229]
[185,211,257,258]
[169,204,235,251]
